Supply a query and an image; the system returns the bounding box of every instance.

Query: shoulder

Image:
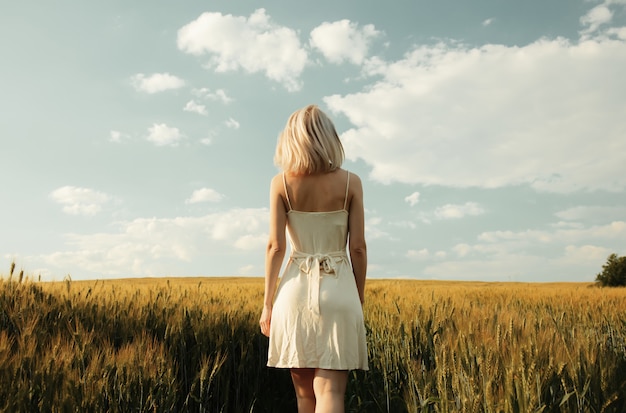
[270,172,285,186]
[346,170,361,182]
[270,172,283,184]
[346,170,363,190]
[269,173,286,195]
[335,168,359,182]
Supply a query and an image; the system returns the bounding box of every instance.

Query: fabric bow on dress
[290,251,347,316]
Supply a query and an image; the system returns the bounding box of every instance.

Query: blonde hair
[274,105,344,174]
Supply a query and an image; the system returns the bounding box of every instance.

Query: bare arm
[347,173,367,304]
[260,174,287,337]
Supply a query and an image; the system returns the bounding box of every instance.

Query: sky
[1,0,625,282]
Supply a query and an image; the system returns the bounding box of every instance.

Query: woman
[259,104,368,413]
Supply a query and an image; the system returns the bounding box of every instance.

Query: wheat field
[1,267,625,412]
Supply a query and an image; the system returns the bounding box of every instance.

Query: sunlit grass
[1,268,625,412]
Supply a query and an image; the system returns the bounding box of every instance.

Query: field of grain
[1,269,625,412]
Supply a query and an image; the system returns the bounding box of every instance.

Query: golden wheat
[0,273,625,412]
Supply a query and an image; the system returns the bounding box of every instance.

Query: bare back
[283,169,350,212]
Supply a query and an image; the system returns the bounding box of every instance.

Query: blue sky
[2,0,625,282]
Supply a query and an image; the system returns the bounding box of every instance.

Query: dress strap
[343,170,350,210]
[282,172,293,211]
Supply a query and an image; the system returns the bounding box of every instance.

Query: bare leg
[313,369,348,413]
[291,368,316,413]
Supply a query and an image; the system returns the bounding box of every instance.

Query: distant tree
[595,253,626,287]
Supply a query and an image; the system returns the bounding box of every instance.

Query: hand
[259,305,272,337]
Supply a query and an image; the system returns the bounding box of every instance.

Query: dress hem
[267,363,369,371]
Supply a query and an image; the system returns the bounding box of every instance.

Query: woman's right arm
[347,173,367,305]
[260,174,287,337]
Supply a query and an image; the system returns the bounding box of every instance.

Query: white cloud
[422,219,626,281]
[580,1,626,39]
[365,215,392,240]
[551,221,585,229]
[177,9,307,92]
[39,208,268,278]
[224,117,240,129]
[453,243,472,257]
[325,34,626,193]
[407,248,429,260]
[200,130,216,146]
[562,244,614,263]
[555,205,626,222]
[50,186,111,216]
[109,130,129,142]
[477,221,626,245]
[109,130,121,142]
[192,87,233,104]
[234,234,267,250]
[185,188,224,204]
[209,208,266,241]
[406,248,446,261]
[309,20,381,65]
[404,191,420,206]
[131,73,185,93]
[482,18,495,27]
[183,100,208,116]
[238,264,256,275]
[434,251,447,259]
[146,123,184,146]
[580,4,613,37]
[424,241,621,282]
[434,202,485,219]
[606,26,626,39]
[389,219,416,229]
[423,254,547,281]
